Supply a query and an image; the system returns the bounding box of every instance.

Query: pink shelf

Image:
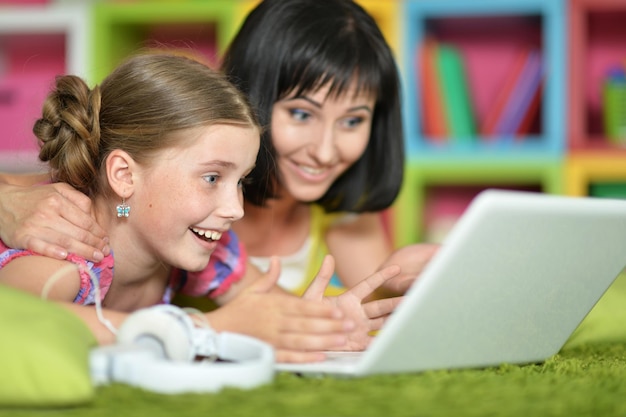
[0,33,66,153]
[569,0,626,151]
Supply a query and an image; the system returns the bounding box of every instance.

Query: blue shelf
[402,0,566,161]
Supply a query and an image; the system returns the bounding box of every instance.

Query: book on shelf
[418,38,447,141]
[418,41,542,144]
[480,49,529,138]
[515,83,542,135]
[602,66,626,142]
[480,48,543,139]
[418,39,476,143]
[436,43,476,142]
[495,49,542,137]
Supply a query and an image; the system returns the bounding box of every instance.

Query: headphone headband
[90,305,275,393]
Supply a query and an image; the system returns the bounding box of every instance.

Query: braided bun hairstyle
[35,75,101,195]
[34,51,260,198]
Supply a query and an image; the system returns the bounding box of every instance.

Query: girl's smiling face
[129,123,259,272]
[270,81,376,203]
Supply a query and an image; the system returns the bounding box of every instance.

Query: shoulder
[0,243,114,304]
[311,204,357,229]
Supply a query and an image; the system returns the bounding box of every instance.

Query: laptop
[276,189,626,376]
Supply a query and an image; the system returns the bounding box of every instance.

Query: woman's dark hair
[222,0,404,212]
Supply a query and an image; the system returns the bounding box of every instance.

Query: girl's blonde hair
[34,51,260,197]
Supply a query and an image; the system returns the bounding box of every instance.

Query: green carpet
[4,273,626,417]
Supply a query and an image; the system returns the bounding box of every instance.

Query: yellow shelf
[565,155,626,196]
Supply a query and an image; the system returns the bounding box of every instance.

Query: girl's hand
[207,257,356,363]
[303,255,404,351]
[0,182,109,262]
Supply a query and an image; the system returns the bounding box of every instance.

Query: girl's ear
[106,149,136,199]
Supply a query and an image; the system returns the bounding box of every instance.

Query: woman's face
[270,81,376,203]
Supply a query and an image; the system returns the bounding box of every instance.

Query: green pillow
[0,284,97,407]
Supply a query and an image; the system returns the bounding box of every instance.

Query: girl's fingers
[278,316,355,334]
[302,255,336,300]
[276,332,348,352]
[275,349,327,364]
[250,256,282,293]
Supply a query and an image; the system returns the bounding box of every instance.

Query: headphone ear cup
[117,307,193,362]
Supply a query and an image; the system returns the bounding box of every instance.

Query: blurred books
[418,40,543,143]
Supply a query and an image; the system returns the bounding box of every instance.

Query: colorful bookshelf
[0,3,89,172]
[90,1,238,83]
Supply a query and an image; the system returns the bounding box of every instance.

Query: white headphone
[89,305,275,394]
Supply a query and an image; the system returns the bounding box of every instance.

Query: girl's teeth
[191,228,222,240]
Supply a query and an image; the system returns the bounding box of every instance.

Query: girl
[0,52,401,363]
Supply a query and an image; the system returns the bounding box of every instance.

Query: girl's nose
[217,187,245,221]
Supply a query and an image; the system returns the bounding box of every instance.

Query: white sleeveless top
[248,236,312,292]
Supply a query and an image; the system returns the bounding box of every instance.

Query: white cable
[41,262,117,335]
[85,266,118,335]
[40,263,77,301]
[180,306,218,362]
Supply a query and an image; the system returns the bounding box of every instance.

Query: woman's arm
[326,212,439,297]
[0,171,49,186]
[0,178,109,262]
[326,212,395,292]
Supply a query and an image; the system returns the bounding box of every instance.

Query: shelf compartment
[0,4,88,172]
[403,0,565,159]
[91,1,238,83]
[569,0,626,152]
[565,154,626,196]
[394,158,564,245]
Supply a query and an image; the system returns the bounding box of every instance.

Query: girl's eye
[203,174,219,184]
[289,108,311,122]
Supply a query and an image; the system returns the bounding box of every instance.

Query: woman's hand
[0,182,109,262]
[304,255,404,351]
[377,243,440,295]
[207,257,356,363]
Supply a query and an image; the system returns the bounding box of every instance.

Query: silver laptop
[276,189,626,376]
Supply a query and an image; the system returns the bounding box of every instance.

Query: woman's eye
[289,108,311,122]
[203,174,219,184]
[343,116,365,128]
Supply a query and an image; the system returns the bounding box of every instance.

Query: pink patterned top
[0,230,246,305]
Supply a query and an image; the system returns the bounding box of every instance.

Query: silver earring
[116,198,130,218]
